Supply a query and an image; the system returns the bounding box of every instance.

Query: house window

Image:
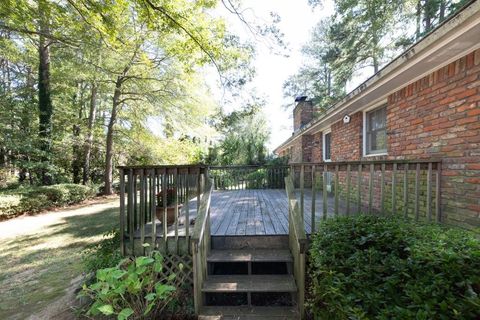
[323,131,331,161]
[365,105,387,155]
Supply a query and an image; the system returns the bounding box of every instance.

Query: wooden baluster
[323,164,328,220]
[380,163,385,214]
[436,162,442,223]
[150,169,156,250]
[368,164,373,215]
[427,162,432,222]
[404,163,409,219]
[300,165,304,223]
[133,173,138,231]
[128,169,134,254]
[185,169,190,251]
[357,164,362,214]
[162,168,168,251]
[174,168,179,253]
[197,169,201,212]
[119,168,125,256]
[392,163,397,215]
[334,165,339,216]
[415,163,420,221]
[139,169,145,255]
[346,164,351,216]
[311,165,316,234]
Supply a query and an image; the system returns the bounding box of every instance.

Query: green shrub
[246,169,266,189]
[308,215,480,319]
[80,249,182,320]
[0,183,98,218]
[82,229,122,274]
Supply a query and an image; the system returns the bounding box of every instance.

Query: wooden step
[212,235,289,250]
[202,275,297,293]
[199,306,299,320]
[208,249,292,263]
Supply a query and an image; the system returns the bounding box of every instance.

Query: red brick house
[274,1,480,228]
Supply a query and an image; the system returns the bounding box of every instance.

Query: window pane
[371,129,386,151]
[324,133,331,160]
[366,105,387,154]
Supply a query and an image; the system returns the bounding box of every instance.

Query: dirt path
[0,197,119,320]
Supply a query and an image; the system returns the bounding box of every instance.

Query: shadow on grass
[0,205,119,320]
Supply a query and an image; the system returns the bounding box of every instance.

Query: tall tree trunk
[83,82,97,185]
[439,0,446,22]
[416,0,422,40]
[38,0,53,185]
[72,84,83,184]
[104,76,122,195]
[424,0,433,33]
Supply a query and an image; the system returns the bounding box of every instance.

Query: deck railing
[209,165,289,190]
[285,175,307,319]
[191,179,214,314]
[289,160,442,233]
[118,165,208,255]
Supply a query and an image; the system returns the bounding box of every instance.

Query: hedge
[308,215,480,319]
[0,184,98,218]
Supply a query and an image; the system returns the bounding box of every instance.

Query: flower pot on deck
[155,205,182,226]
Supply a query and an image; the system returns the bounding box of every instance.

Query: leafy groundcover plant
[80,246,187,320]
[308,215,480,319]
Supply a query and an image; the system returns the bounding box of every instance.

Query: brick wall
[331,112,363,161]
[279,49,479,227]
[386,48,480,227]
[311,132,323,162]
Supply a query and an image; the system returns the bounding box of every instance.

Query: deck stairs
[198,236,300,320]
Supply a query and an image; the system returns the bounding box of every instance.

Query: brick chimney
[293,96,314,132]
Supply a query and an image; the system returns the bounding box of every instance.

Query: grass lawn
[0,198,119,319]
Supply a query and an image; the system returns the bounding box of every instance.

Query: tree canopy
[284,0,470,112]
[0,0,264,193]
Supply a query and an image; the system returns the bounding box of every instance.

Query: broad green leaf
[97,304,114,315]
[118,308,134,320]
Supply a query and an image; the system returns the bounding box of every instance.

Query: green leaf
[135,256,154,267]
[145,292,156,301]
[118,308,134,320]
[97,304,114,315]
[155,283,176,298]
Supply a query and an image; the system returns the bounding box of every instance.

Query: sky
[215,0,335,151]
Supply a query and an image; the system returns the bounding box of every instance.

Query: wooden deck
[135,189,346,238]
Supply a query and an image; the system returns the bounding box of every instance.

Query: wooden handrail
[191,179,213,315]
[285,176,307,253]
[191,181,214,250]
[289,159,442,166]
[285,175,307,319]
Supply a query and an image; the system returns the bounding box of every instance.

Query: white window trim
[322,129,332,162]
[363,101,388,157]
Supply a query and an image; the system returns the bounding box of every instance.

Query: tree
[208,99,270,165]
[283,18,346,112]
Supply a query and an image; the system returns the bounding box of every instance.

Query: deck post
[128,169,134,254]
[311,165,316,234]
[368,164,373,214]
[300,165,304,223]
[334,165,339,216]
[427,162,432,222]
[346,164,351,215]
[150,169,156,250]
[436,162,442,222]
[139,169,145,255]
[392,163,397,215]
[323,164,328,220]
[119,168,125,256]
